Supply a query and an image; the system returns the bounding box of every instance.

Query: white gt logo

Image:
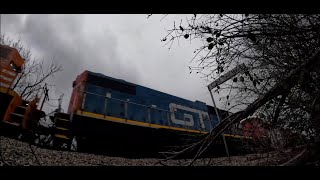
[169,103,209,129]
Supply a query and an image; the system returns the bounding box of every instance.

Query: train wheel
[49,137,54,147]
[34,135,40,145]
[17,133,23,140]
[70,136,78,151]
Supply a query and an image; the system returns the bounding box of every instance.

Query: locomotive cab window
[10,61,22,73]
[0,46,11,59]
[87,73,136,95]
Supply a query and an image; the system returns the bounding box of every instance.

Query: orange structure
[0,44,25,125]
[1,44,45,133]
[0,44,24,89]
[22,96,40,130]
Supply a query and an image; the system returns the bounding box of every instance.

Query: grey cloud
[1,14,229,114]
[2,14,142,111]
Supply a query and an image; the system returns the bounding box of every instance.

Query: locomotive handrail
[79,90,210,131]
[81,90,174,113]
[82,90,209,125]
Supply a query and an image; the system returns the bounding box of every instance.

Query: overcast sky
[1,14,226,113]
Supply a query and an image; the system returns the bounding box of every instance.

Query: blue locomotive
[46,70,248,155]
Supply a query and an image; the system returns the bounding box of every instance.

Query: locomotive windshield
[87,73,136,95]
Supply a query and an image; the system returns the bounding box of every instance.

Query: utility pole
[40,83,49,110]
[208,86,231,162]
[207,63,247,161]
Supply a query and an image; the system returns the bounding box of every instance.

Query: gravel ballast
[0,136,294,166]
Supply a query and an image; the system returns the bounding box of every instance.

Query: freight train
[1,44,267,157]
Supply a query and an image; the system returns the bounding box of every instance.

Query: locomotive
[1,44,266,157]
[0,44,45,137]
